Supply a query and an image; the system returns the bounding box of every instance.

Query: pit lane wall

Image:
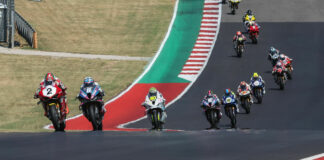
[45,0,222,131]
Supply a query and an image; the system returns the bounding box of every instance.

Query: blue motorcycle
[78,85,104,131]
[223,95,237,128]
[251,79,264,104]
[201,97,222,129]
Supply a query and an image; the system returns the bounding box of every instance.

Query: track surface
[2,1,324,160]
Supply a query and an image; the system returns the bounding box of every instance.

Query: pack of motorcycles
[36,1,293,132]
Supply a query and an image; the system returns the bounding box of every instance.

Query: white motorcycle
[142,97,166,130]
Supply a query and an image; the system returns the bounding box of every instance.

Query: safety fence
[15,11,37,48]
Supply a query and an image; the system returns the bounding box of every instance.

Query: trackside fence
[15,11,37,48]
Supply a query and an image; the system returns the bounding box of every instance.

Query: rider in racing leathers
[242,9,256,23]
[34,73,69,117]
[222,89,239,113]
[237,81,254,104]
[142,87,167,127]
[268,46,280,66]
[201,90,222,129]
[250,72,266,95]
[233,31,246,50]
[77,77,106,119]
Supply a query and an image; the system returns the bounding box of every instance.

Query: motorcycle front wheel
[49,104,61,131]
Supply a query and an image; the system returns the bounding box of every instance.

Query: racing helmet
[225,89,231,95]
[240,81,247,90]
[279,54,285,60]
[44,72,55,85]
[149,87,157,101]
[247,10,252,15]
[207,90,213,98]
[236,31,242,36]
[269,46,277,54]
[253,72,259,79]
[84,77,94,86]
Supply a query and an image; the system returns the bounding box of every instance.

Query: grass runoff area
[0,54,146,131]
[16,0,174,57]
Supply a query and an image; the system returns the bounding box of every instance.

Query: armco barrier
[15,11,37,48]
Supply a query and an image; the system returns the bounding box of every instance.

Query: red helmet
[44,72,55,85]
[240,81,247,86]
[236,31,242,36]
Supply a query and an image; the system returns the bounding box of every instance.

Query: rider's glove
[34,94,38,99]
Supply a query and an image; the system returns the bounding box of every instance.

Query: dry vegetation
[0,54,146,131]
[15,0,174,56]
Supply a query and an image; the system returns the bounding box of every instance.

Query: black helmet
[247,10,252,15]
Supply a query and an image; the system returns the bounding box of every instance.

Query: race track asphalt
[2,3,324,160]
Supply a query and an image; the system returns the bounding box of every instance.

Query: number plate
[42,86,56,97]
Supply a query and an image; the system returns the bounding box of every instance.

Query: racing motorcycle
[283,59,293,79]
[238,90,252,114]
[223,96,237,128]
[229,0,239,15]
[251,80,264,104]
[235,37,245,57]
[202,97,221,129]
[143,96,165,130]
[273,67,287,90]
[78,85,104,131]
[249,26,258,44]
[37,83,66,131]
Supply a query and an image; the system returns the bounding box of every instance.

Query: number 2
[47,88,52,95]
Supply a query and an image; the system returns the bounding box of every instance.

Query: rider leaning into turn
[77,77,106,117]
[34,72,69,117]
[250,72,266,94]
[237,81,254,103]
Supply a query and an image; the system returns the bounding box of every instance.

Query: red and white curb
[301,153,324,160]
[178,0,221,82]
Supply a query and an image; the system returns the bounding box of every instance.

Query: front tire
[49,104,61,131]
[89,104,99,131]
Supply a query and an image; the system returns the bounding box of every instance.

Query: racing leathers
[222,91,239,113]
[34,76,69,117]
[250,76,266,95]
[77,82,106,118]
[237,83,254,104]
[142,90,167,125]
[201,93,222,128]
[233,34,246,49]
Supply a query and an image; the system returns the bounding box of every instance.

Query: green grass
[0,54,146,131]
[16,0,175,57]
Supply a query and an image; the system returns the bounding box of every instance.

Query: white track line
[301,153,324,160]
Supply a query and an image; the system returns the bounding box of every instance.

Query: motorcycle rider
[268,46,280,65]
[279,54,293,68]
[222,89,239,113]
[201,90,222,129]
[142,87,167,128]
[272,60,288,75]
[242,10,256,23]
[233,31,246,50]
[237,81,254,104]
[250,72,266,94]
[77,77,106,118]
[34,73,69,117]
[248,23,260,37]
[229,0,241,9]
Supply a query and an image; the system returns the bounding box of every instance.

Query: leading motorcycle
[37,83,66,131]
[229,0,240,15]
[143,96,166,130]
[78,85,104,131]
[238,90,252,114]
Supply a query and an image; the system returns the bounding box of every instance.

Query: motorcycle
[283,59,293,79]
[143,97,165,130]
[37,83,66,131]
[238,90,252,114]
[273,68,287,90]
[229,0,239,15]
[78,85,104,131]
[223,96,237,128]
[251,80,264,104]
[249,27,258,44]
[235,37,245,57]
[202,97,221,129]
